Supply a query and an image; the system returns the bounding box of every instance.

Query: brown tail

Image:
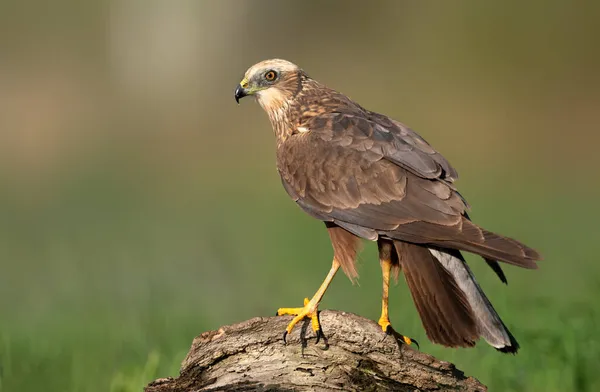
[395,241,520,352]
[394,241,479,348]
[390,216,541,269]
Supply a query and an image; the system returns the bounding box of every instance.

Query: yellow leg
[277,258,340,342]
[378,258,413,346]
[378,258,392,332]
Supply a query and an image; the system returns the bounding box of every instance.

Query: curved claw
[410,338,420,349]
[276,299,321,345]
[396,333,418,349]
[380,322,419,350]
[396,332,416,347]
[282,331,288,345]
[314,329,330,349]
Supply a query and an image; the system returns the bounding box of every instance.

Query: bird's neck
[261,96,302,147]
[265,100,295,147]
[259,74,319,147]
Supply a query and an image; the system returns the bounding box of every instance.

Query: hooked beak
[234,78,249,104]
[234,84,247,104]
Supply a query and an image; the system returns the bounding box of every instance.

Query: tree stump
[145,310,486,391]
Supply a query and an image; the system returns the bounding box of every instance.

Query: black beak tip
[234,85,246,104]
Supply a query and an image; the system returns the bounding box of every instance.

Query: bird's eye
[264,70,277,81]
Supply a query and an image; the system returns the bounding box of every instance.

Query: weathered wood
[145,310,486,391]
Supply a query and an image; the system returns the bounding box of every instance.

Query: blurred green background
[1,1,599,391]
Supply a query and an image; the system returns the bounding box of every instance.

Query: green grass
[1,168,599,392]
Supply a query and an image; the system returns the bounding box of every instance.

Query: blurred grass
[1,1,599,391]
[1,166,599,391]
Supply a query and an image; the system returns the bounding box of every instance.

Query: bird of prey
[234,59,540,352]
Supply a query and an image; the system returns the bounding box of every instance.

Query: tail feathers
[485,258,508,284]
[428,247,519,353]
[394,241,479,348]
[395,240,519,352]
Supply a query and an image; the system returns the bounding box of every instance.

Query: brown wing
[277,112,540,268]
[304,112,459,183]
[365,110,459,182]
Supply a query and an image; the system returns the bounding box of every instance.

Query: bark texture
[145,310,487,392]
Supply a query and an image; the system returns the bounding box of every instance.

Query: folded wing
[277,112,540,268]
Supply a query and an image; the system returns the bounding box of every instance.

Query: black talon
[381,324,419,351]
[282,331,288,345]
[314,310,325,345]
[410,338,420,349]
[314,329,329,349]
[398,333,419,349]
[379,331,389,344]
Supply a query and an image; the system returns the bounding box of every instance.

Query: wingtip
[529,250,543,261]
[522,243,543,261]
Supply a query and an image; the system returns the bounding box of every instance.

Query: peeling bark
[145,310,486,391]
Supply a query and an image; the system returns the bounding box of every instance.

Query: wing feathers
[389,217,540,269]
[277,110,541,273]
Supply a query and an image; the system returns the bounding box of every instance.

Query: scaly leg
[378,241,415,346]
[378,257,393,333]
[277,258,340,342]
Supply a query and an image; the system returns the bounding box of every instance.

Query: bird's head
[234,59,304,112]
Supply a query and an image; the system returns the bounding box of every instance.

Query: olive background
[1,1,599,391]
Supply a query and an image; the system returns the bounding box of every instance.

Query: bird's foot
[276,297,323,344]
[378,316,418,348]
